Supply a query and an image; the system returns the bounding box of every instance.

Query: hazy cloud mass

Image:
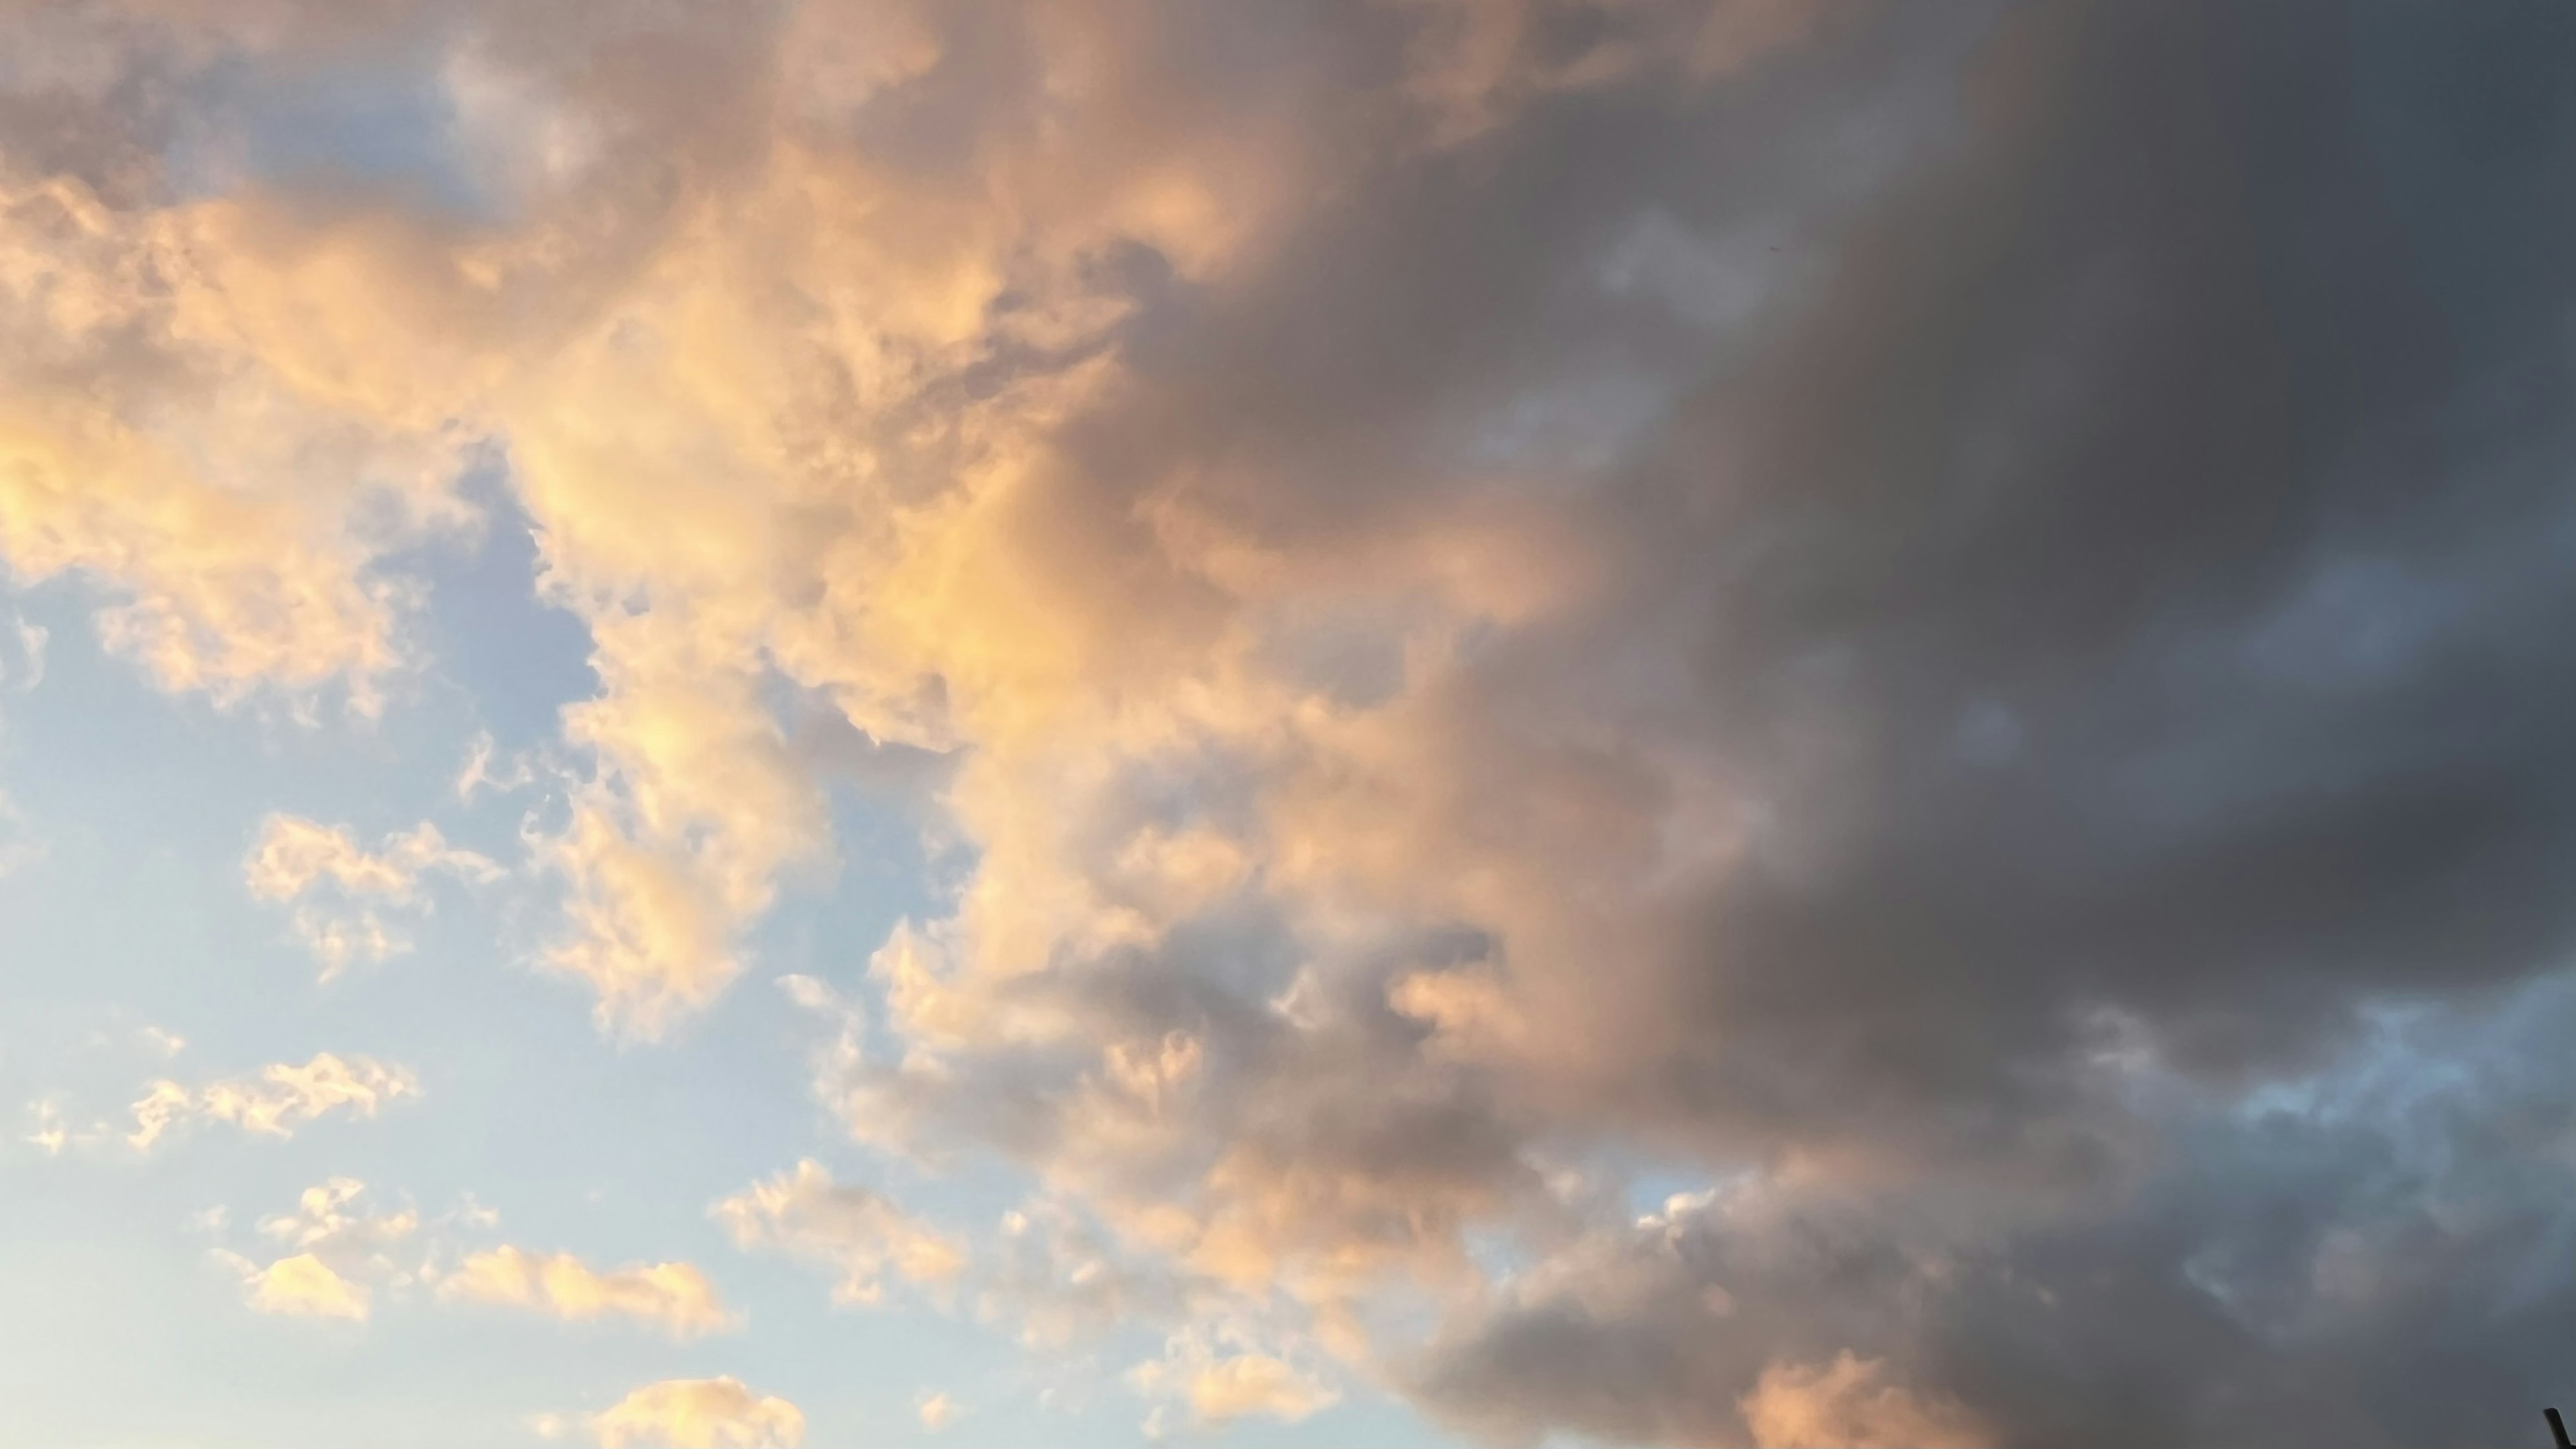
[1,1,2567,1446]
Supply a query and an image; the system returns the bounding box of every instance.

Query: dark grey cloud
[1407,974,2575,1449]
[848,0,2574,1441]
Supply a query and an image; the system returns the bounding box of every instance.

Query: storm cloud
[3,0,2567,1443]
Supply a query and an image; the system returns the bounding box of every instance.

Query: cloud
[437,1245,736,1338]
[586,1377,804,1449]
[129,1052,419,1150]
[1737,1353,1987,1449]
[215,1178,421,1322]
[1,0,2567,1443]
[244,814,501,902]
[242,814,503,979]
[453,729,537,801]
[710,1160,966,1307]
[0,167,473,714]
[979,1195,1188,1352]
[22,1096,67,1157]
[237,1252,372,1321]
[1130,1324,1340,1430]
[914,1390,957,1432]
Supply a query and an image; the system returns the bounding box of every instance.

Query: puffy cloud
[587,1377,804,1449]
[437,1244,736,1338]
[238,1252,371,1321]
[711,1160,966,1307]
[215,1178,421,1322]
[980,1195,1189,1352]
[1130,1324,1340,1430]
[914,1390,957,1432]
[244,814,500,902]
[243,814,504,978]
[1182,1352,1336,1425]
[0,168,472,714]
[129,1052,419,1150]
[257,1177,423,1257]
[2,0,2567,1444]
[1737,1354,1988,1449]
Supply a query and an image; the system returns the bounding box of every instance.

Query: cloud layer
[0,0,2567,1444]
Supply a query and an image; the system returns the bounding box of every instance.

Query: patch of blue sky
[407,464,600,760]
[162,41,496,221]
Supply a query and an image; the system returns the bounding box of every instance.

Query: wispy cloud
[130,1053,419,1150]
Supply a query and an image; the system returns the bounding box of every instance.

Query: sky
[0,2,2569,1448]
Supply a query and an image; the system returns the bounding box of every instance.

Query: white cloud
[1129,1324,1339,1431]
[437,1245,735,1338]
[587,1377,805,1449]
[233,1251,372,1321]
[454,729,538,801]
[214,1179,421,1323]
[242,814,503,979]
[1738,1352,1989,1449]
[711,1160,966,1307]
[22,1096,67,1157]
[129,1053,419,1150]
[0,6,2557,1448]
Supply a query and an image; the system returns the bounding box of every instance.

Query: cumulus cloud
[243,814,504,978]
[437,1245,736,1338]
[586,1377,804,1449]
[0,166,470,714]
[213,1178,421,1322]
[1737,1353,1988,1449]
[711,1160,966,1307]
[244,814,500,902]
[1,0,2567,1442]
[236,1252,372,1320]
[129,1052,419,1150]
[1404,975,2576,1448]
[1130,1325,1340,1432]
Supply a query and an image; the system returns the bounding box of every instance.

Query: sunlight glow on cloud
[214,1179,422,1322]
[586,1377,806,1449]
[244,814,504,978]
[711,1160,966,1308]
[237,1251,373,1321]
[1737,1353,1989,1449]
[437,1244,737,1338]
[1130,1332,1340,1431]
[130,1053,420,1150]
[0,0,2566,1444]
